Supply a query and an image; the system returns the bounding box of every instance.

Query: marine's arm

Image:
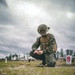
[32,37,44,55]
[32,37,40,51]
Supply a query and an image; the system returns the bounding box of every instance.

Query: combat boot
[47,62,56,67]
[38,60,46,67]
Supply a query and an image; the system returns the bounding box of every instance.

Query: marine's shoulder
[47,33,54,37]
[36,36,41,40]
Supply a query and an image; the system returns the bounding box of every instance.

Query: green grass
[0,60,75,75]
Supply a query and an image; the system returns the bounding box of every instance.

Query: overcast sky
[0,0,75,58]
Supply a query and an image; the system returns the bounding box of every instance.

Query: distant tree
[56,51,60,60]
[66,49,70,55]
[11,54,18,60]
[70,50,73,55]
[12,55,15,58]
[5,56,8,59]
[26,53,29,59]
[14,54,18,60]
[18,55,20,60]
[66,49,73,55]
[6,54,12,60]
[60,48,64,57]
[66,49,69,55]
[23,53,25,60]
[74,51,75,56]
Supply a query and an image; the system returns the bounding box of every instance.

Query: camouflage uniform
[30,24,57,67]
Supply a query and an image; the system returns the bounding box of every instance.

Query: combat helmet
[37,24,50,33]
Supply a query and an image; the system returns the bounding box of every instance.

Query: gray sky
[0,0,75,58]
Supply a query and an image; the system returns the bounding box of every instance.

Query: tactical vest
[40,34,57,52]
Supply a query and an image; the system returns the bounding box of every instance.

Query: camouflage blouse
[32,33,57,54]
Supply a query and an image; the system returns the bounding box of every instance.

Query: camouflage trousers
[30,51,46,65]
[30,51,56,67]
[45,53,56,67]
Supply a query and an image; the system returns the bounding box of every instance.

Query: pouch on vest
[40,34,57,52]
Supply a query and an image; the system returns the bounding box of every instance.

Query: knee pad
[47,62,56,67]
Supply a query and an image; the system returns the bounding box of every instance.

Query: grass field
[0,60,75,75]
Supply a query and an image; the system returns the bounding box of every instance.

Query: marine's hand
[38,50,43,55]
[34,50,39,54]
[34,50,43,55]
